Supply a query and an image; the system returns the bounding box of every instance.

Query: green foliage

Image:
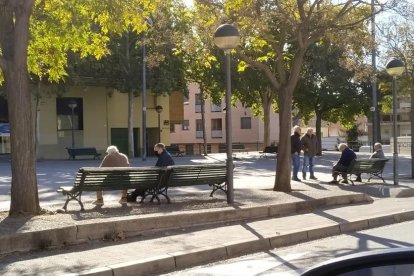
[345,124,364,152]
[4,0,158,84]
[67,0,188,95]
[294,41,371,126]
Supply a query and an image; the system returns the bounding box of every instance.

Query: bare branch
[238,51,280,90]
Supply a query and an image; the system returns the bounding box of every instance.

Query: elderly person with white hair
[370,142,385,159]
[354,142,385,182]
[301,127,318,180]
[291,125,302,182]
[93,145,130,205]
[328,143,356,184]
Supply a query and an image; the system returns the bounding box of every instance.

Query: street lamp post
[213,24,240,204]
[142,18,153,161]
[386,58,405,186]
[155,105,163,143]
[68,101,77,148]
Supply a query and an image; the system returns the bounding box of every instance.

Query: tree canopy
[0,0,158,216]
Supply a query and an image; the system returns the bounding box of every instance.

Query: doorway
[110,128,140,157]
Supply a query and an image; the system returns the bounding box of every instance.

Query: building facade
[169,83,280,155]
[0,86,171,159]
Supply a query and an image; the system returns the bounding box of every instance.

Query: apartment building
[170,83,280,155]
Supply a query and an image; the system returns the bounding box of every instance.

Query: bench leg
[368,172,385,183]
[141,187,171,204]
[210,183,227,197]
[61,191,84,211]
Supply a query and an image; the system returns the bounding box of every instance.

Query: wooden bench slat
[58,164,229,210]
[57,167,166,210]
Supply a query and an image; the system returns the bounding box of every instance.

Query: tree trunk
[261,89,272,147]
[274,87,292,192]
[127,89,134,157]
[35,82,41,158]
[315,111,323,156]
[200,87,207,155]
[0,0,40,216]
[411,81,414,179]
[125,33,135,158]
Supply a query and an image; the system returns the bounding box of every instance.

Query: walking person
[301,127,318,180]
[93,145,129,205]
[291,125,302,182]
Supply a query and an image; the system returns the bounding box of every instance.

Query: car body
[301,246,414,276]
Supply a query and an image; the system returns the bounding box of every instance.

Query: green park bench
[338,158,389,185]
[57,164,228,210]
[66,147,101,160]
[160,164,227,203]
[57,167,166,211]
[165,145,185,157]
[259,145,278,158]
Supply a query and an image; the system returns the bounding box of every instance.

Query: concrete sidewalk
[0,196,413,276]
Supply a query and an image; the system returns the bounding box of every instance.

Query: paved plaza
[0,151,413,275]
[0,151,413,212]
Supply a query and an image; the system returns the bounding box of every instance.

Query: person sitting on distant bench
[370,142,385,159]
[328,143,356,184]
[354,142,385,182]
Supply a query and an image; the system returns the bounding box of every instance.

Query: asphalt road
[164,220,414,276]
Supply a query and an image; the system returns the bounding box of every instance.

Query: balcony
[196,130,203,139]
[211,130,223,138]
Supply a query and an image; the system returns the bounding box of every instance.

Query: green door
[110,128,140,157]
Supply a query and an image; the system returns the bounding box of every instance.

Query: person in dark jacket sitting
[154,143,175,167]
[127,143,175,202]
[328,143,356,184]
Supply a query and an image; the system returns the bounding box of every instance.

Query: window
[211,118,222,138]
[195,93,202,105]
[196,119,203,138]
[56,98,83,130]
[195,94,202,113]
[241,117,251,129]
[382,115,391,122]
[196,119,203,131]
[211,119,222,130]
[182,120,189,130]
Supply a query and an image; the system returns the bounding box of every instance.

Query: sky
[184,0,193,7]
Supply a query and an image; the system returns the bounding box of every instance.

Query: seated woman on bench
[328,143,356,184]
[94,145,129,205]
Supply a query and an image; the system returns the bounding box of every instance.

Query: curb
[78,209,414,276]
[0,193,370,256]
